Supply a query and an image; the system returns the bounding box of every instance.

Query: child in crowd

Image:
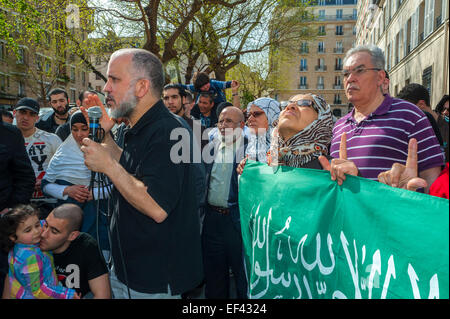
[0,205,78,299]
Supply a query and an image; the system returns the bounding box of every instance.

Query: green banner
[239,161,449,299]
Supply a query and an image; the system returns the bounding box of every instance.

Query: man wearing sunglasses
[328,45,444,193]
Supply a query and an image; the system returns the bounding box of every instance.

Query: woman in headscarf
[245,97,280,163]
[238,94,358,181]
[41,111,110,248]
[268,94,333,168]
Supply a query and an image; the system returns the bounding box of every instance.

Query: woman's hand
[64,185,90,203]
[237,156,248,175]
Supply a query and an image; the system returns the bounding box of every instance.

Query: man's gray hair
[111,48,165,96]
[344,45,386,70]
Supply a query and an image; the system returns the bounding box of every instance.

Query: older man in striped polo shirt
[329,45,444,193]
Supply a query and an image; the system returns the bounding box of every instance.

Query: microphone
[87,106,103,142]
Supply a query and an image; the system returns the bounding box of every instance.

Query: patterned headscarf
[269,94,333,168]
[245,98,280,163]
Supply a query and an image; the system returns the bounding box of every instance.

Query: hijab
[245,98,280,163]
[44,111,91,186]
[269,94,333,168]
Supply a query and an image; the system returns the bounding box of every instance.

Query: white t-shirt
[24,128,62,201]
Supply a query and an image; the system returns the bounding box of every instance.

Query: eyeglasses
[341,66,381,78]
[247,111,265,118]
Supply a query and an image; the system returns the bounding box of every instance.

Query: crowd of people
[0,44,448,299]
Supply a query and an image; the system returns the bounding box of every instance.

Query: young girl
[0,205,78,299]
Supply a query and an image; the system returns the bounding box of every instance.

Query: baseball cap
[15,97,40,114]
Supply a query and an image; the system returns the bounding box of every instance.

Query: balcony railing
[334,84,343,89]
[334,48,344,53]
[335,65,343,71]
[299,66,308,72]
[317,84,324,90]
[317,48,326,53]
[315,65,327,71]
[316,14,356,21]
[298,84,308,89]
[300,48,309,54]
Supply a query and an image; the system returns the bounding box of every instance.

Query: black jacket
[0,118,36,211]
[36,110,68,134]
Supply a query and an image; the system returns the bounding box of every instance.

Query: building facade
[272,0,358,119]
[0,3,91,111]
[355,0,449,107]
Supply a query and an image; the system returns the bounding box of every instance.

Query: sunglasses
[280,99,316,110]
[247,111,266,118]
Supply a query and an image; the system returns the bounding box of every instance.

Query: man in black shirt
[36,88,71,134]
[39,204,110,298]
[80,48,203,298]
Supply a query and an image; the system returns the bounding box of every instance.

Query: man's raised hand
[378,138,427,191]
[319,132,359,185]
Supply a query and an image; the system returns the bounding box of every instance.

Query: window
[353,9,358,20]
[387,43,391,71]
[335,58,343,70]
[16,47,25,64]
[70,66,76,82]
[334,94,342,104]
[335,76,342,89]
[18,81,25,96]
[422,66,432,95]
[336,25,343,35]
[335,41,343,53]
[82,71,86,85]
[336,9,343,20]
[318,25,326,36]
[318,41,325,53]
[410,8,419,50]
[424,0,435,38]
[300,42,309,53]
[95,56,102,65]
[0,41,5,61]
[299,76,307,89]
[443,0,448,20]
[300,58,308,71]
[0,73,6,92]
[317,76,324,89]
[35,54,43,71]
[319,10,325,20]
[316,58,326,71]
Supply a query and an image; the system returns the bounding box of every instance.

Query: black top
[111,100,203,294]
[36,111,68,134]
[0,118,35,211]
[55,121,71,142]
[53,232,108,297]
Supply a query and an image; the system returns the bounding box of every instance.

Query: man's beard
[109,87,139,119]
[53,104,69,116]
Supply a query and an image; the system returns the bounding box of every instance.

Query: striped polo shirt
[330,95,445,180]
